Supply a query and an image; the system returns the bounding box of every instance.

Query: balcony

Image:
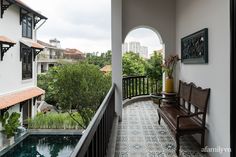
[71,76,209,157]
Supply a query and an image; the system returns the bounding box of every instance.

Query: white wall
[0,5,37,95]
[176,0,230,157]
[112,0,123,120]
[122,0,176,55]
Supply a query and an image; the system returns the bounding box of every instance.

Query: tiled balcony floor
[115,101,209,157]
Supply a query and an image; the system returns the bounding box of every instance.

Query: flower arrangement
[162,55,180,79]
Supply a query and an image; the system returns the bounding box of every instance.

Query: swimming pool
[1,134,81,157]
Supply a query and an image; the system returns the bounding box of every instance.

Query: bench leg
[175,134,180,156]
[158,112,161,125]
[201,132,205,148]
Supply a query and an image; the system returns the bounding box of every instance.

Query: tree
[146,51,163,93]
[122,52,147,76]
[37,67,59,106]
[52,62,111,129]
[85,50,111,68]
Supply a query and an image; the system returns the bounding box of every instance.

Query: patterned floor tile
[115,101,209,157]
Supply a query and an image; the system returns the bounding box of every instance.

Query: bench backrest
[178,80,210,125]
[178,80,192,112]
[190,84,210,125]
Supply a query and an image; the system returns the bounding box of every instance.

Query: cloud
[24,0,111,52]
[24,0,162,54]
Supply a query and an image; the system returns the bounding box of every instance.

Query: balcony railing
[123,76,160,100]
[71,84,116,157]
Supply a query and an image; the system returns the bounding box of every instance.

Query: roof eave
[14,0,47,20]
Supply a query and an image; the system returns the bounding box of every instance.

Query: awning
[0,87,45,110]
[20,39,45,61]
[0,35,16,60]
[20,39,44,50]
[0,36,16,45]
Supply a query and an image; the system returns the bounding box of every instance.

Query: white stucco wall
[176,0,230,157]
[0,5,37,95]
[112,0,123,119]
[122,0,176,55]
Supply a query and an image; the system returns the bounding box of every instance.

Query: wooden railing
[123,76,160,100]
[70,84,116,157]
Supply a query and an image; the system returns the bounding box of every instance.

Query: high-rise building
[122,41,149,58]
[122,42,128,54]
[139,46,149,59]
[129,41,141,54]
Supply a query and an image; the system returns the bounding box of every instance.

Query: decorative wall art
[181,28,208,64]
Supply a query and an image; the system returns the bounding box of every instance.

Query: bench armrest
[176,112,204,129]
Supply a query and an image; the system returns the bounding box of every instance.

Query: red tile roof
[31,42,44,49]
[21,39,44,49]
[64,48,85,59]
[0,87,45,110]
[100,65,112,73]
[65,48,84,55]
[0,36,16,45]
[37,40,55,48]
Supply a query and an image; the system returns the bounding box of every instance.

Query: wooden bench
[157,81,210,156]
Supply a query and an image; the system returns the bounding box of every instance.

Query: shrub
[28,112,83,129]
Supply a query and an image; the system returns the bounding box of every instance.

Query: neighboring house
[64,48,85,60]
[0,0,47,128]
[100,65,112,74]
[37,40,85,74]
[37,39,64,74]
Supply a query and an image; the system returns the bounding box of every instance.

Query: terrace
[71,76,210,157]
[70,0,232,157]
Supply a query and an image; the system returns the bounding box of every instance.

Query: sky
[124,28,163,54]
[24,0,162,54]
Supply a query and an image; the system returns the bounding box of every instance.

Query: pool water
[1,135,81,157]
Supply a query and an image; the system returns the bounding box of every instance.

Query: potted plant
[162,54,180,93]
[0,112,21,145]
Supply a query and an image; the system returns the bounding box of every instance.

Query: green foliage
[85,50,111,68]
[122,52,147,76]
[1,112,20,138]
[38,62,111,129]
[37,67,59,105]
[146,51,163,93]
[28,112,83,129]
[37,62,111,129]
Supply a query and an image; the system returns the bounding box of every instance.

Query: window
[22,15,32,38]
[21,44,33,80]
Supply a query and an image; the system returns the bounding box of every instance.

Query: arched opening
[122,26,165,99]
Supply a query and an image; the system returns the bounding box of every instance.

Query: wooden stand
[161,92,177,104]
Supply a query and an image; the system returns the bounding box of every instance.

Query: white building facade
[0,0,47,127]
[37,39,64,74]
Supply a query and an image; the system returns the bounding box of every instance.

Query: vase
[165,78,174,93]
